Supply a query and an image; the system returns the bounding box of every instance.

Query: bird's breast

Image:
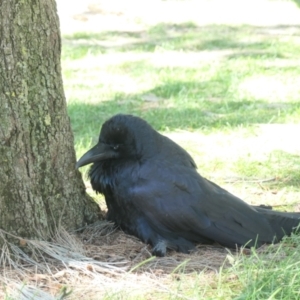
[89,159,139,195]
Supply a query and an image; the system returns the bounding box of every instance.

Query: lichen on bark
[0,0,101,243]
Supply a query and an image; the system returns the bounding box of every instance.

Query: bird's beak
[76,143,117,169]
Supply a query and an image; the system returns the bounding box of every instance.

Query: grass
[64,16,300,195]
[58,1,300,298]
[230,234,300,300]
[64,23,300,146]
[3,0,300,299]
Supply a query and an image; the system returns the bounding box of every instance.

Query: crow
[76,114,300,256]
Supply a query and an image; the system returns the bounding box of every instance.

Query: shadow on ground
[64,21,300,131]
[68,92,300,133]
[62,23,300,59]
[292,0,300,8]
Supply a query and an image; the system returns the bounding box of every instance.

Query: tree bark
[0,0,101,242]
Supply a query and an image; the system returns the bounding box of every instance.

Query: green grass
[231,234,300,300]
[64,20,300,181]
[96,234,300,300]
[233,150,300,187]
[63,23,300,140]
[61,0,300,298]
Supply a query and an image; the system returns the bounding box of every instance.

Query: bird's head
[76,114,158,169]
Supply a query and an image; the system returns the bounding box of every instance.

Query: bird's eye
[112,145,119,151]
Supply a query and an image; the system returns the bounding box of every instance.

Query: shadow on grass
[62,23,300,60]
[65,20,300,169]
[292,0,300,8]
[68,96,300,134]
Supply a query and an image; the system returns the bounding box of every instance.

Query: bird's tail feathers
[255,206,300,240]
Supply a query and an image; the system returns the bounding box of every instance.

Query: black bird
[76,114,300,256]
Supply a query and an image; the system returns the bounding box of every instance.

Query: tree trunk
[0,0,101,242]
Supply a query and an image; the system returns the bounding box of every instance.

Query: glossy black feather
[78,114,300,256]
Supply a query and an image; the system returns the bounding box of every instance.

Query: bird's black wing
[123,159,276,250]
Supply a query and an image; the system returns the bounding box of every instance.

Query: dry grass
[0,223,232,299]
[2,222,297,299]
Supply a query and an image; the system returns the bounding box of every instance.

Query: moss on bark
[0,0,101,242]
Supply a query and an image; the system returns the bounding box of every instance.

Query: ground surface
[58,1,300,299]
[2,1,300,299]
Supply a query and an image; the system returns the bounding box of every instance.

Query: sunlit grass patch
[63,22,300,132]
[63,8,300,220]
[52,0,300,299]
[233,150,300,188]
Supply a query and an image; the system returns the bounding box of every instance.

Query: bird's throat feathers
[88,158,138,195]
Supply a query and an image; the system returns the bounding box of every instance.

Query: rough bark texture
[0,0,101,241]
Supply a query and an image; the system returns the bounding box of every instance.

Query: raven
[76,114,300,256]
